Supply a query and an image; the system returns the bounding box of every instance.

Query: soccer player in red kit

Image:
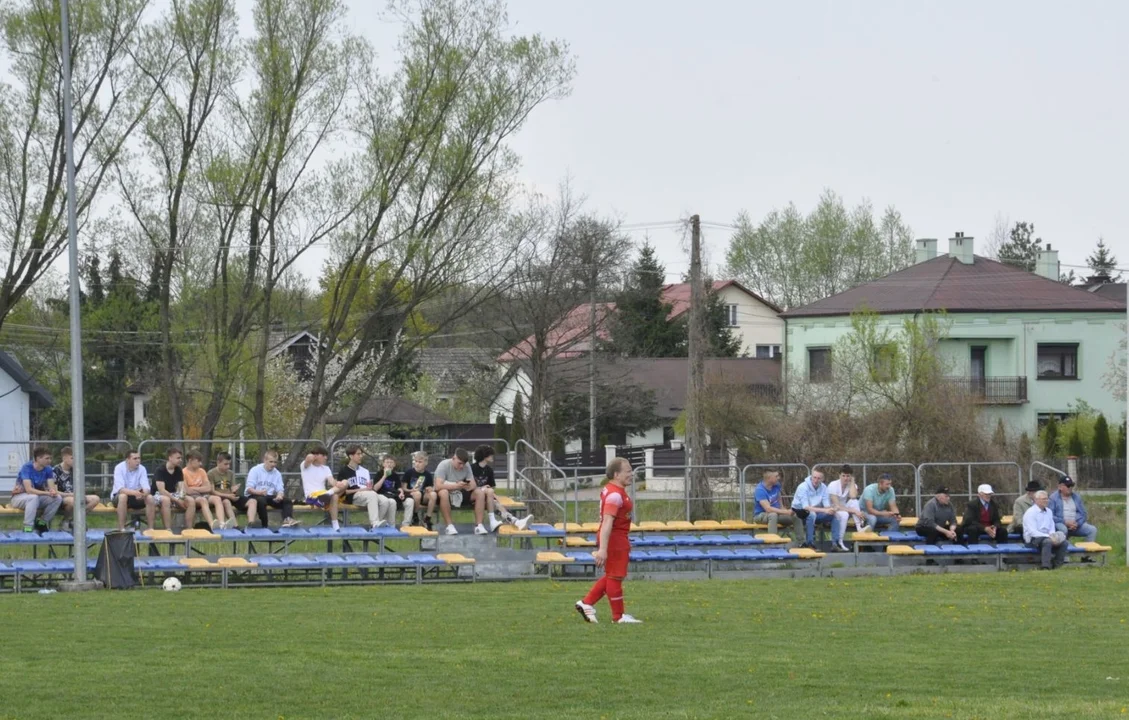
[575,457,642,624]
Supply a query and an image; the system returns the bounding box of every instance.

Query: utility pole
[58,0,97,591]
[685,215,712,520]
[588,267,597,454]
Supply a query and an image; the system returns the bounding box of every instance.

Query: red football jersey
[598,483,633,548]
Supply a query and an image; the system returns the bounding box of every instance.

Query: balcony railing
[945,376,1028,404]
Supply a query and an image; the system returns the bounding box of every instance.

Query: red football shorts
[604,546,629,578]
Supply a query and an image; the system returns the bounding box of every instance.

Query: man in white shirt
[827,464,870,551]
[337,445,393,529]
[301,446,346,531]
[111,450,156,531]
[1022,491,1068,570]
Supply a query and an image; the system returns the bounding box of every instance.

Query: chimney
[1036,243,1060,280]
[915,238,938,264]
[949,232,974,265]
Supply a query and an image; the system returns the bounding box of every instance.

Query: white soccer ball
[162,576,182,592]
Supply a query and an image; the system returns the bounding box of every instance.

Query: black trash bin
[94,531,139,589]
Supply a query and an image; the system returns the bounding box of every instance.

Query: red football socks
[582,576,607,605]
[607,577,624,621]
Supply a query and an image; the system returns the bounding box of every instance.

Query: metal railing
[812,462,922,513]
[1030,460,1068,489]
[917,462,1025,510]
[943,376,1028,404]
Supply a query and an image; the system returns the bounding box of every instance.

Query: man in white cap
[957,484,1007,545]
[1023,490,1068,570]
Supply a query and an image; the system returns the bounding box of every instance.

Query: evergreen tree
[1017,431,1032,470]
[1086,238,1121,281]
[997,221,1041,272]
[493,413,509,455]
[510,394,526,446]
[1118,423,1127,460]
[703,281,742,357]
[1091,414,1112,458]
[85,253,105,306]
[607,243,685,357]
[1041,415,1059,457]
[992,418,1008,451]
[1066,426,1085,457]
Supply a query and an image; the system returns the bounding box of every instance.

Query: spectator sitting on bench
[471,445,533,533]
[245,450,299,528]
[183,450,228,530]
[53,445,99,533]
[1023,491,1068,570]
[958,484,1007,546]
[302,446,345,531]
[791,470,841,550]
[12,446,62,534]
[153,447,194,531]
[1049,476,1098,550]
[861,474,901,536]
[752,469,801,541]
[209,452,247,529]
[1009,480,1041,539]
[401,451,435,528]
[828,464,870,551]
[376,454,414,530]
[915,487,958,545]
[435,448,476,536]
[338,445,392,529]
[111,450,156,531]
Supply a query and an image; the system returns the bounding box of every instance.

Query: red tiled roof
[779,255,1127,318]
[498,280,780,362]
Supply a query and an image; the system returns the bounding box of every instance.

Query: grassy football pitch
[1,569,1127,719]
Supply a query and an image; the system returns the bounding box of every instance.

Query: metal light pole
[59,0,91,586]
[1125,319,1128,567]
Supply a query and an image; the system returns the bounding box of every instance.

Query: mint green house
[779,234,1127,432]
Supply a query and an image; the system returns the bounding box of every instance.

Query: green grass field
[2,570,1128,719]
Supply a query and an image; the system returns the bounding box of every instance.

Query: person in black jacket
[958,484,1008,545]
[914,487,958,545]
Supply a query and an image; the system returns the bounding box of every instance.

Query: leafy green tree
[997,221,1041,272]
[607,244,685,357]
[1118,423,1127,460]
[1091,414,1112,458]
[1041,415,1060,457]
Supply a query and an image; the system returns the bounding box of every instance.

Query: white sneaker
[859,525,873,534]
[488,517,503,533]
[372,520,387,529]
[224,518,237,530]
[838,542,850,552]
[474,524,488,535]
[575,601,598,624]
[514,514,534,531]
[445,524,458,536]
[615,614,643,624]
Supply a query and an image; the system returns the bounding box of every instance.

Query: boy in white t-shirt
[302,446,346,530]
[826,464,871,551]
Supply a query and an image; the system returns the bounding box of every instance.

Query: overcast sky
[354,0,1129,281]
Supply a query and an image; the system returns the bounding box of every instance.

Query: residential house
[490,357,781,452]
[0,349,54,492]
[414,347,504,419]
[779,234,1127,432]
[496,281,784,362]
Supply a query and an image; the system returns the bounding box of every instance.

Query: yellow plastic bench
[180,529,221,541]
[718,519,762,531]
[1073,542,1112,553]
[1001,515,1014,526]
[0,505,21,515]
[179,557,220,569]
[850,531,888,542]
[535,552,574,564]
[693,520,723,530]
[140,530,183,541]
[899,517,918,528]
[564,536,596,547]
[789,547,826,559]
[216,557,258,569]
[755,534,792,545]
[497,496,526,510]
[665,521,696,532]
[437,553,476,565]
[401,526,438,538]
[552,523,587,533]
[498,524,537,537]
[637,521,668,532]
[886,544,926,556]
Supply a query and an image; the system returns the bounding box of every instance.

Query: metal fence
[916,462,1025,511]
[811,462,923,514]
[739,463,812,521]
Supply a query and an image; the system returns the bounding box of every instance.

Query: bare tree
[0,0,153,329]
[982,213,1011,260]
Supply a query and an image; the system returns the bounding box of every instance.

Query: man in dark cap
[915,487,957,545]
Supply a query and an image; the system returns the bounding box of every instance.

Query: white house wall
[0,368,31,492]
[720,286,784,356]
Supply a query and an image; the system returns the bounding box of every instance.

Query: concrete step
[473,558,537,580]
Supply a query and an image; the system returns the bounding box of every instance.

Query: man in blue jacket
[1048,476,1098,544]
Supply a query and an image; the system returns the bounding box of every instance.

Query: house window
[808,347,832,383]
[870,344,897,383]
[755,344,781,359]
[1036,344,1078,379]
[1036,412,1070,429]
[725,304,739,327]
